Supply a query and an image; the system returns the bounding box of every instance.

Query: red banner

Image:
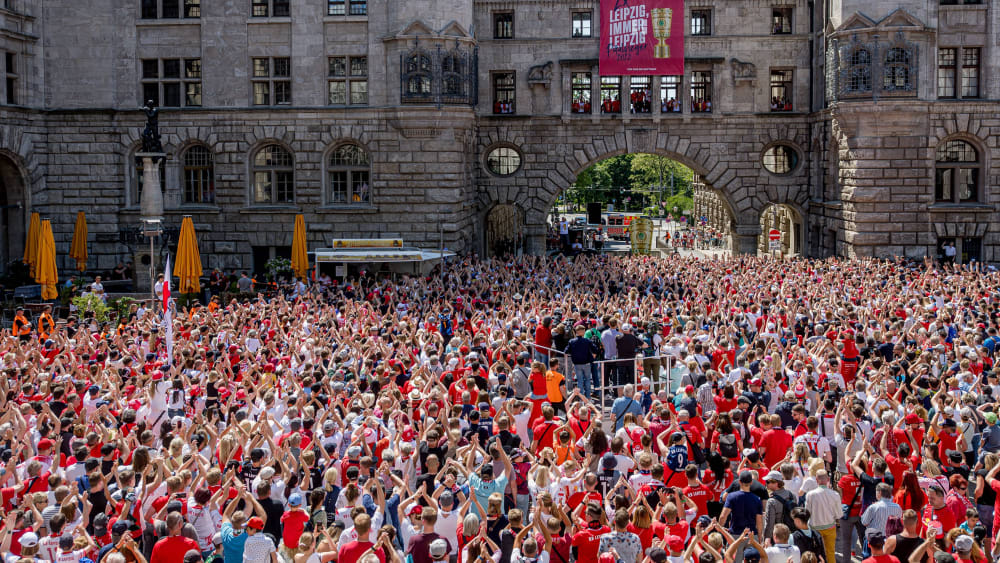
[599,0,684,75]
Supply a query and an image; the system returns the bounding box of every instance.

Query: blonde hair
[808,457,826,476]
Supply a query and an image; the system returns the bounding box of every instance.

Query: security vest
[13,314,31,336]
[38,312,55,340]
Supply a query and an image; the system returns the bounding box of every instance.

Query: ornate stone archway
[0,152,28,273]
[477,117,813,255]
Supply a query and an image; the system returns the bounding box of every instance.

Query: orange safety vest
[38,312,55,340]
[13,314,31,336]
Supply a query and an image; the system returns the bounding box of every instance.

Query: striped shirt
[861,499,903,538]
[804,486,842,529]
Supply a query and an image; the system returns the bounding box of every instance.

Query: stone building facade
[0,0,998,272]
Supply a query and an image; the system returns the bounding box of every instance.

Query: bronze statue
[141,100,163,153]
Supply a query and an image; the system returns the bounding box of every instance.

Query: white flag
[163,255,173,364]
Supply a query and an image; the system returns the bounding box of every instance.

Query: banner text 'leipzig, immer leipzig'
[599,0,685,75]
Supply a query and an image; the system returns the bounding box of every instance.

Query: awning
[314,247,456,264]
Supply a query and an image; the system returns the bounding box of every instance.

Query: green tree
[630,154,695,197]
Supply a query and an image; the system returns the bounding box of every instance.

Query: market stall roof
[314,239,456,263]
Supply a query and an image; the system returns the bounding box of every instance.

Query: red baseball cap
[247,517,264,530]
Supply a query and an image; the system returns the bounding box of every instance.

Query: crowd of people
[1,252,1000,563]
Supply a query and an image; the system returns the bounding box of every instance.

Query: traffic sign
[768,228,781,241]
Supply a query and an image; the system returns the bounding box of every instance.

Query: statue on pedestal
[141,100,163,154]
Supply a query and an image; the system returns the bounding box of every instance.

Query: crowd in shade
[1,253,1000,563]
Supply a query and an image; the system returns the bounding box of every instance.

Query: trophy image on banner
[651,7,673,59]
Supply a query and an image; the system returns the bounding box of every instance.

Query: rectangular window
[629,76,651,113]
[4,52,16,105]
[691,9,711,35]
[163,82,181,107]
[690,71,712,112]
[184,0,200,17]
[328,0,344,15]
[493,72,516,113]
[600,76,621,113]
[935,168,978,202]
[349,0,366,15]
[141,0,158,18]
[961,48,980,98]
[330,171,348,203]
[660,75,681,112]
[770,69,793,111]
[571,72,592,113]
[253,57,270,78]
[572,11,592,37]
[494,12,514,39]
[771,8,792,34]
[162,0,179,18]
[937,48,956,98]
[142,59,160,79]
[141,58,201,107]
[163,58,180,79]
[251,57,290,105]
[328,56,367,105]
[252,0,269,17]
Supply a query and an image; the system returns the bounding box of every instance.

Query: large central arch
[476,117,813,256]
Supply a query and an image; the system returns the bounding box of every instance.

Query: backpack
[718,433,739,458]
[885,514,904,536]
[774,492,797,529]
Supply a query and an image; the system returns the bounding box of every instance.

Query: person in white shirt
[765,524,802,563]
[243,517,278,563]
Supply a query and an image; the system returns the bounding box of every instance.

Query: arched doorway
[0,154,27,274]
[759,203,804,256]
[485,204,524,257]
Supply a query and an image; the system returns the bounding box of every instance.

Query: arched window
[847,48,872,92]
[402,52,432,100]
[328,143,370,204]
[252,144,294,204]
[883,47,912,91]
[935,140,980,203]
[182,145,214,203]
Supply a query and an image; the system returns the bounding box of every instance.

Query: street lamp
[142,219,162,311]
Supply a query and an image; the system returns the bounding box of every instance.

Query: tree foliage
[567,153,695,211]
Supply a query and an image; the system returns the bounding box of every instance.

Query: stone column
[136,152,166,293]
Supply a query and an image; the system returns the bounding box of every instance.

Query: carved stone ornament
[527,61,554,86]
[730,58,757,83]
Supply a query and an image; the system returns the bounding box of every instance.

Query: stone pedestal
[134,247,153,294]
[136,152,165,293]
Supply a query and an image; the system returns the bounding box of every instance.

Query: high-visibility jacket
[38,312,55,340]
[13,314,31,336]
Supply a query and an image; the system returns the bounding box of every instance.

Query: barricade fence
[522,343,678,425]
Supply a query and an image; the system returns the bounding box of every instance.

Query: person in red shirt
[531,405,559,454]
[861,532,900,563]
[339,513,387,563]
[534,317,553,362]
[280,493,311,553]
[920,485,957,539]
[682,465,713,518]
[571,503,609,562]
[527,362,549,422]
[150,513,200,563]
[934,418,961,469]
[758,414,794,469]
